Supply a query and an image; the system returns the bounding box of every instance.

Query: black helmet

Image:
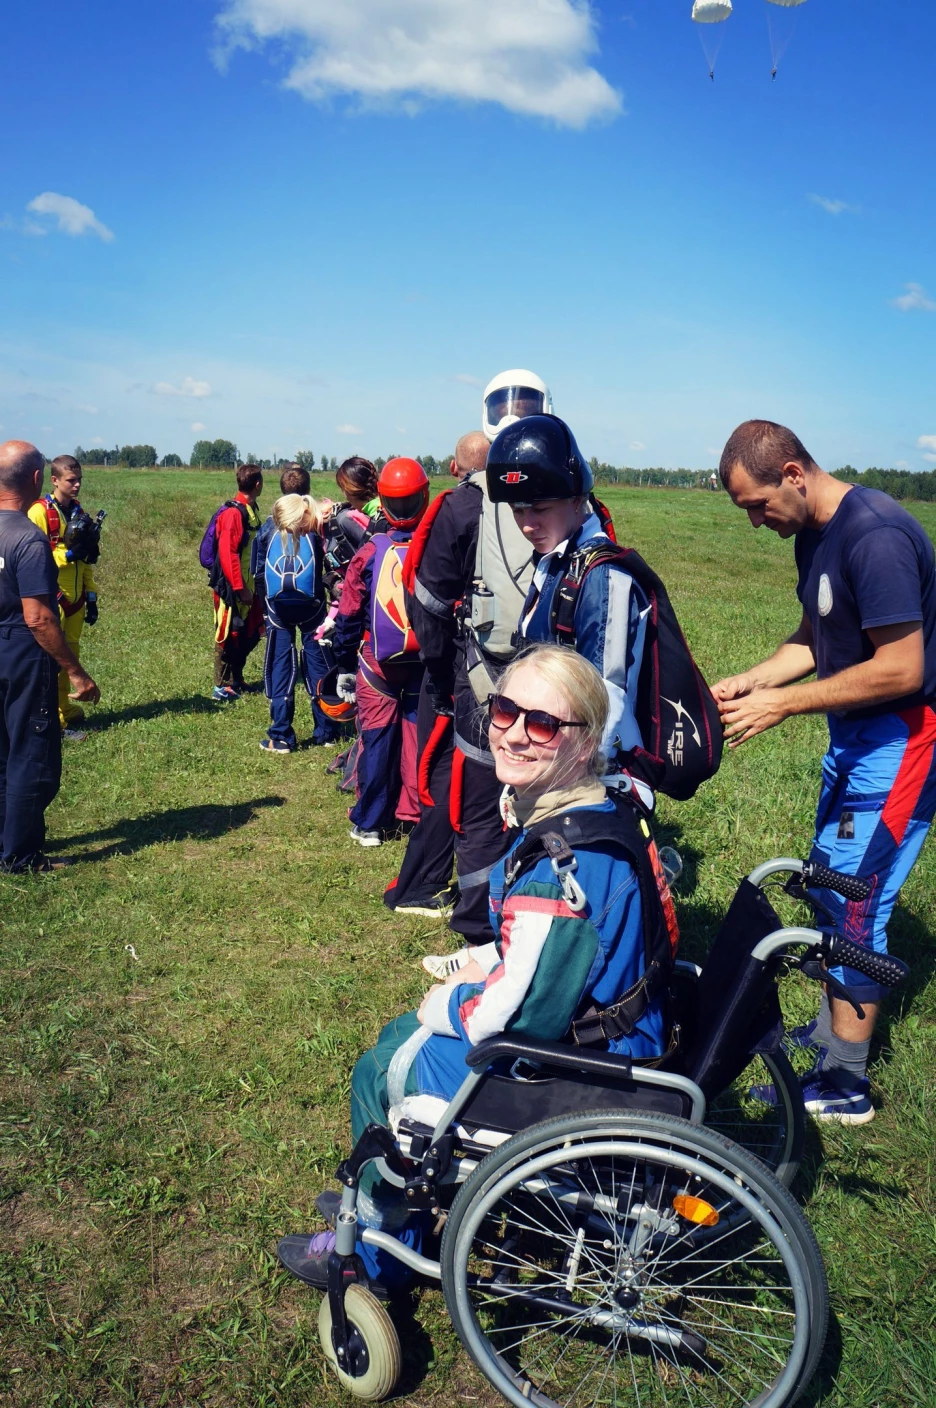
[485,415,594,505]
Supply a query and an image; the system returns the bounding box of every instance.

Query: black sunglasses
[487,693,587,746]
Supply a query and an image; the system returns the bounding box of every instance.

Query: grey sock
[822,1031,871,1089]
[813,993,833,1045]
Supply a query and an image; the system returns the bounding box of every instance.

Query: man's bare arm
[22,596,101,703]
[719,622,923,747]
[712,612,816,701]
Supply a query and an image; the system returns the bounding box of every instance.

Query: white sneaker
[421,947,471,980]
[62,728,88,743]
[349,824,382,847]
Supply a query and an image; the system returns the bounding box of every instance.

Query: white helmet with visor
[482,368,553,443]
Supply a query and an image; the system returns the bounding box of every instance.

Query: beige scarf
[502,778,608,831]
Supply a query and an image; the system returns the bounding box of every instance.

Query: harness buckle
[550,853,588,912]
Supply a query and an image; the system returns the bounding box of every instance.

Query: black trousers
[0,628,62,871]
[386,674,456,908]
[449,751,512,945]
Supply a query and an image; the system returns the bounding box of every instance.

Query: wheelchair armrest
[466,1034,632,1081]
[466,1035,706,1124]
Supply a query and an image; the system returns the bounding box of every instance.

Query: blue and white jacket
[519,512,649,764]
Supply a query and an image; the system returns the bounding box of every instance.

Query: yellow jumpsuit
[27,497,98,727]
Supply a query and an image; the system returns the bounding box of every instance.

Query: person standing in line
[0,441,100,872]
[385,431,491,916]
[407,375,552,972]
[211,464,264,702]
[27,454,101,741]
[256,494,333,754]
[714,419,936,1125]
[251,463,312,592]
[332,459,429,846]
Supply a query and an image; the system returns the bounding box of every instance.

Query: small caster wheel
[318,1283,401,1401]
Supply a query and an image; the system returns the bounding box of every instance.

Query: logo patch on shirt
[817,573,833,617]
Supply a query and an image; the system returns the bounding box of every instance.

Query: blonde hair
[497,644,609,787]
[271,493,325,553]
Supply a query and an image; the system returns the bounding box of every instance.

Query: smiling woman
[277,643,670,1297]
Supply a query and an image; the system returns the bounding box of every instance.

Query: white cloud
[892,283,936,313]
[26,192,114,242]
[90,436,104,446]
[76,403,99,414]
[214,0,622,128]
[924,454,936,464]
[917,435,936,453]
[450,373,482,387]
[155,376,213,398]
[191,421,207,432]
[808,194,858,216]
[336,422,363,435]
[629,440,645,451]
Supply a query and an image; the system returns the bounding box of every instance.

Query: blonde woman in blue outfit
[278,645,668,1294]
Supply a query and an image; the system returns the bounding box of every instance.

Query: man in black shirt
[714,419,936,1125]
[0,440,100,871]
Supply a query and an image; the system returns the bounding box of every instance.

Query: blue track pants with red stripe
[809,705,936,1000]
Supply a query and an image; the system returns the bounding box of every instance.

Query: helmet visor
[381,489,427,525]
[484,385,547,430]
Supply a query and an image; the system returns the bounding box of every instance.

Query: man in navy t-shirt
[0,440,100,871]
[713,419,936,1126]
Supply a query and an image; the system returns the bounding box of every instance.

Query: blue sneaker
[212,685,239,703]
[259,737,293,754]
[800,1068,874,1125]
[781,1020,829,1069]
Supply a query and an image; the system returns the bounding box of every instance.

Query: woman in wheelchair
[278,646,668,1295]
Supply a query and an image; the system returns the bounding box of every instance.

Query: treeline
[832,466,936,503]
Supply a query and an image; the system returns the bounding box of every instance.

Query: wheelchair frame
[306,857,907,1407]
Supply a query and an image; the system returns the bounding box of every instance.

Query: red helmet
[316,666,357,723]
[378,457,429,528]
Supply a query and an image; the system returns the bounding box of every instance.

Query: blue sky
[2,0,934,470]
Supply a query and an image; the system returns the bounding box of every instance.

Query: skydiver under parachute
[690,0,807,81]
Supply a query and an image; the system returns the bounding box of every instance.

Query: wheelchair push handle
[820,933,909,990]
[801,861,872,904]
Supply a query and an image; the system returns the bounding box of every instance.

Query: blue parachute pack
[265,529,320,623]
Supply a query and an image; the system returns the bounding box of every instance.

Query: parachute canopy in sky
[691,0,733,21]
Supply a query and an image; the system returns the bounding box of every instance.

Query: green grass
[2,471,935,1406]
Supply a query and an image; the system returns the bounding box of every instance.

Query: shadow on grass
[88,694,222,729]
[50,795,286,861]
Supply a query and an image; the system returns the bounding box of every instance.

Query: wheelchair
[305,856,908,1406]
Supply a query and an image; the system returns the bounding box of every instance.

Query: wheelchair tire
[707,1047,805,1188]
[318,1283,401,1401]
[441,1110,827,1408]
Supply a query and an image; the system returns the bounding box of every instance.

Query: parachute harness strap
[540,831,588,913]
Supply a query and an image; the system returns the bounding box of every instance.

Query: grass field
[2,470,935,1407]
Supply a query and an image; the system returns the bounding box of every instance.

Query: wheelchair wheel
[318,1283,401,1401]
[442,1110,827,1408]
[707,1048,805,1188]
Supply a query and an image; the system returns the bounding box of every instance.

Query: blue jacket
[519,513,649,762]
[418,798,666,1067]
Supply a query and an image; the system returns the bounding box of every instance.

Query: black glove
[85,594,98,626]
[426,675,455,717]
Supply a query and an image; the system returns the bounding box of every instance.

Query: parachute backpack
[199,500,250,573]
[550,543,723,801]
[265,528,319,607]
[370,534,420,664]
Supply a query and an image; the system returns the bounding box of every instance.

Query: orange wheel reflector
[673,1194,719,1227]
